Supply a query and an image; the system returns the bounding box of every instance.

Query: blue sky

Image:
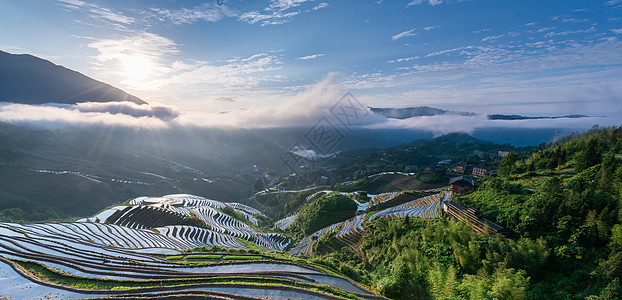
[1,0,622,129]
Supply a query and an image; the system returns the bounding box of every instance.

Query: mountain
[0,50,145,105]
[370,106,476,119]
[487,113,589,120]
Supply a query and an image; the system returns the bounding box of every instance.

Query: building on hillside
[449,175,474,196]
[498,151,511,158]
[452,162,467,174]
[404,165,417,171]
[437,159,452,167]
[472,166,493,178]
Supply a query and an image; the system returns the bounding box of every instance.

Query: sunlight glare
[121,55,152,82]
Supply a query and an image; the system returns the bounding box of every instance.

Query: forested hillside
[306,126,622,299]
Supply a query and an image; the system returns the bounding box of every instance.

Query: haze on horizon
[1,0,621,131]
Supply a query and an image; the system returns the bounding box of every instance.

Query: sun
[121,55,152,82]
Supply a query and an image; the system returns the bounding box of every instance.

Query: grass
[186,254,222,260]
[223,255,262,260]
[165,255,184,260]
[12,259,362,299]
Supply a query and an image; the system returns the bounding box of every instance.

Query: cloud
[296,53,325,60]
[388,56,419,63]
[392,29,417,41]
[364,114,619,136]
[87,32,180,88]
[74,102,179,120]
[178,73,380,128]
[481,34,505,42]
[54,0,134,30]
[214,97,237,102]
[289,144,333,159]
[611,29,622,34]
[606,0,622,5]
[312,3,329,10]
[408,0,445,6]
[239,0,316,26]
[544,26,596,37]
[150,53,283,90]
[0,80,616,136]
[149,4,235,25]
[0,102,172,129]
[553,15,589,23]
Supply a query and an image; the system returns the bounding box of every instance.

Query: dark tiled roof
[449,175,474,186]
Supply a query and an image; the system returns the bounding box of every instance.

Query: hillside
[290,126,622,299]
[0,50,145,105]
[335,132,531,183]
[0,194,381,299]
[0,123,290,222]
[1,127,621,299]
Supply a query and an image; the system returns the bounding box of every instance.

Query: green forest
[306,126,622,299]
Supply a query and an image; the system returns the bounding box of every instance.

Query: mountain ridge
[0,50,146,105]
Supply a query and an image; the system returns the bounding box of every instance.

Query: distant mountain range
[487,114,588,120]
[0,50,145,105]
[370,106,590,121]
[369,106,476,119]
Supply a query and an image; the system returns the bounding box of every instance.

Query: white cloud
[344,35,622,120]
[289,144,332,159]
[214,96,237,102]
[553,15,590,23]
[87,32,180,88]
[149,4,235,25]
[0,102,170,129]
[611,28,622,34]
[408,0,445,6]
[312,3,329,10]
[152,53,284,88]
[388,56,419,63]
[239,0,317,26]
[544,26,596,37]
[606,0,622,5]
[269,0,311,10]
[54,0,134,30]
[296,53,325,60]
[481,34,505,42]
[178,73,379,128]
[364,114,619,136]
[239,10,300,26]
[74,102,178,120]
[392,28,417,41]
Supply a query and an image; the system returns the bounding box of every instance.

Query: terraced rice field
[368,193,441,221]
[368,191,404,208]
[273,212,298,230]
[290,193,442,257]
[82,194,289,252]
[0,193,382,299]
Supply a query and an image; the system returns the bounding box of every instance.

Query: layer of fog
[0,75,617,134]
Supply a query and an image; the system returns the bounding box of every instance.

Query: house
[452,162,467,174]
[498,151,511,158]
[404,165,417,171]
[449,175,474,196]
[437,159,452,167]
[472,166,491,178]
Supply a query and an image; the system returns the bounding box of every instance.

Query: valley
[1,126,620,299]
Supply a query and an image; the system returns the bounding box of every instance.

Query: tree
[499,152,519,177]
[576,139,600,172]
